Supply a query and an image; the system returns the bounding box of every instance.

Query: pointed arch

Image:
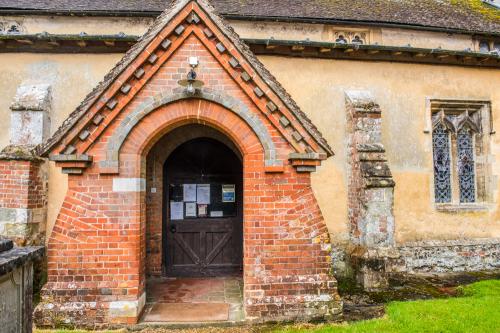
[99,88,281,173]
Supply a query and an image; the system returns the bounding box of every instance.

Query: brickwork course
[32,0,341,327]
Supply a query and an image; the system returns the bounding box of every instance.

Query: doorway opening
[144,127,244,323]
[163,137,243,277]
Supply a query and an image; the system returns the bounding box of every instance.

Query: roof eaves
[0,8,498,37]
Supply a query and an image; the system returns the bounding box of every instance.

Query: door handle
[170,225,177,233]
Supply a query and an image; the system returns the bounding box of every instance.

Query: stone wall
[345,90,395,248]
[387,239,500,274]
[0,237,44,333]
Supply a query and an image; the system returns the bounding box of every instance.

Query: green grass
[273,280,500,333]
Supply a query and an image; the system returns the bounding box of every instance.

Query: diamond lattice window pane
[457,128,476,203]
[432,125,452,203]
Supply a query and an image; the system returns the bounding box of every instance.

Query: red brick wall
[0,160,45,210]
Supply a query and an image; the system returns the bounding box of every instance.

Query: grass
[273,280,500,333]
[35,280,500,333]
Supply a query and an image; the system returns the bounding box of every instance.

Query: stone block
[174,25,185,36]
[9,83,51,146]
[253,87,264,98]
[10,84,51,112]
[216,42,226,53]
[112,178,146,192]
[10,111,50,146]
[241,71,252,82]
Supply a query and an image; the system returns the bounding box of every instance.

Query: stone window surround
[423,98,496,212]
[473,36,500,53]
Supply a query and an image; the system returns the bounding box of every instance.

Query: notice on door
[183,184,197,202]
[222,184,235,202]
[196,184,210,204]
[170,201,184,220]
[185,202,197,217]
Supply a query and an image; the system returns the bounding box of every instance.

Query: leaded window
[432,125,452,203]
[431,107,485,205]
[457,128,476,203]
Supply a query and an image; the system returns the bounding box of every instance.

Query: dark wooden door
[163,138,243,277]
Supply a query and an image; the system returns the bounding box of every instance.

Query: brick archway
[101,89,281,173]
[117,98,266,178]
[145,123,243,277]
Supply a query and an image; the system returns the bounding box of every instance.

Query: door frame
[161,138,244,277]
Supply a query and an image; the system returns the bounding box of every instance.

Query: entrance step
[142,277,245,323]
[143,303,230,322]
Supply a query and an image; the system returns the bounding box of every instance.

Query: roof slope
[0,0,499,35]
[40,0,333,157]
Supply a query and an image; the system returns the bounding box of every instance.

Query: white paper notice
[183,184,197,202]
[185,202,197,217]
[197,184,210,204]
[170,201,184,220]
[210,211,223,217]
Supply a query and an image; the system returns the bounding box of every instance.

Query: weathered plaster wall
[379,28,474,50]
[258,56,500,245]
[0,54,498,247]
[0,15,153,35]
[1,15,476,51]
[0,53,122,241]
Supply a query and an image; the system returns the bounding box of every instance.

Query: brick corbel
[289,152,327,173]
[49,154,92,175]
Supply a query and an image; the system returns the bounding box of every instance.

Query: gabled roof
[0,0,499,35]
[39,0,333,158]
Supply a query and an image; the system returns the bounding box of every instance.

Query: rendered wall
[258,56,500,245]
[2,15,476,51]
[0,30,498,248]
[0,53,122,241]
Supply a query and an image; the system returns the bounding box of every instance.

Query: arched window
[479,40,490,53]
[335,35,347,44]
[457,128,476,203]
[432,124,452,203]
[430,104,488,205]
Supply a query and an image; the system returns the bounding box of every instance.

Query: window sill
[435,203,490,213]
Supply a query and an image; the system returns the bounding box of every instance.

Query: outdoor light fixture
[178,56,204,95]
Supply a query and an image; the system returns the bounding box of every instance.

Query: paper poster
[185,202,197,217]
[222,184,235,202]
[210,211,223,217]
[183,184,197,202]
[198,204,208,217]
[197,184,210,204]
[170,201,184,220]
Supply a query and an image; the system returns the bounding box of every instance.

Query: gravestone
[0,237,43,333]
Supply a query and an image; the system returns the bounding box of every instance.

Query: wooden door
[163,138,243,277]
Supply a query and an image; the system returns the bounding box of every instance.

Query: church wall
[1,15,477,51]
[259,56,500,246]
[0,51,498,249]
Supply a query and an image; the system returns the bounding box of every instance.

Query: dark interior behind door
[163,138,243,277]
